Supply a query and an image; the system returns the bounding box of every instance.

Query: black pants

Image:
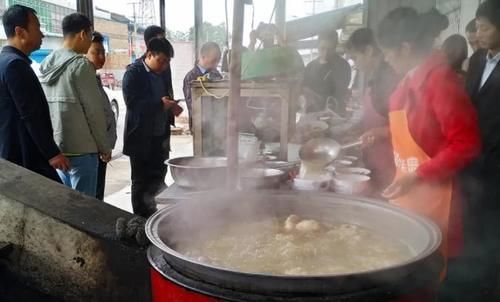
[96,159,107,200]
[129,136,169,218]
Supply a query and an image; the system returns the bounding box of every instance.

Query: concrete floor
[103,135,193,213]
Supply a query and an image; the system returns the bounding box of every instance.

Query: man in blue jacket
[122,37,176,218]
[0,4,69,181]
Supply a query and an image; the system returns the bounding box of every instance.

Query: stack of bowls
[291,176,331,191]
[331,174,371,195]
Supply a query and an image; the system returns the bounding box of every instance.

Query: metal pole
[77,0,94,25]
[275,0,286,36]
[227,0,245,189]
[194,0,203,61]
[159,0,166,30]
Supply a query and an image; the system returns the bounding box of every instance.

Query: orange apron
[389,110,452,277]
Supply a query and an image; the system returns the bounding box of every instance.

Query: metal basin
[166,157,227,189]
[167,157,287,190]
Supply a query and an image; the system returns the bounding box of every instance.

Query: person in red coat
[375,7,481,298]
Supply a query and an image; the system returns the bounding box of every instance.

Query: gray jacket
[97,75,117,149]
[39,48,110,154]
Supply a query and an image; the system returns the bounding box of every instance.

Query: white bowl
[333,160,353,167]
[292,176,331,191]
[339,155,358,164]
[334,167,371,176]
[332,174,371,195]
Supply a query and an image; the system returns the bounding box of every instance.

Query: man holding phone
[122,37,181,218]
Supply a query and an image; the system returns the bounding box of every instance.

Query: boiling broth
[176,216,415,276]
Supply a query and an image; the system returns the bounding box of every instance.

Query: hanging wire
[198,78,229,99]
[251,1,255,31]
[225,0,230,49]
[255,1,277,50]
[268,0,277,24]
[241,0,279,76]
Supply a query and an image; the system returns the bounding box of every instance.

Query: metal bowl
[166,157,227,189]
[241,168,285,189]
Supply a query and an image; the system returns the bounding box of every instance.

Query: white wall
[459,0,481,33]
[170,41,195,100]
[40,36,62,50]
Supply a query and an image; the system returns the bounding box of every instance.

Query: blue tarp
[30,49,52,63]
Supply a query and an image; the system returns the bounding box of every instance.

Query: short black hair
[476,0,500,30]
[147,37,174,58]
[442,34,468,72]
[92,31,104,44]
[200,42,221,56]
[466,19,477,33]
[378,7,448,53]
[318,30,339,46]
[144,25,165,44]
[2,4,37,38]
[62,13,92,37]
[346,28,380,53]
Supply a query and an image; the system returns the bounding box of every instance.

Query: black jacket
[0,46,60,181]
[303,55,351,113]
[122,59,174,159]
[139,54,174,98]
[466,49,500,171]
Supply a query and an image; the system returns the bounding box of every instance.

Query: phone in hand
[171,100,184,117]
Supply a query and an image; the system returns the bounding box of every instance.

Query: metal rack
[190,80,299,161]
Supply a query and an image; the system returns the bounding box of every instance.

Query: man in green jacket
[39,13,111,197]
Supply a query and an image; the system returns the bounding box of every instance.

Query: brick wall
[94,18,131,73]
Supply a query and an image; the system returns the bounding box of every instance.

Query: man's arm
[182,72,193,111]
[72,59,111,154]
[5,60,61,161]
[98,83,117,149]
[164,66,174,99]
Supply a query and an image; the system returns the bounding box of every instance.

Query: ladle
[299,138,362,165]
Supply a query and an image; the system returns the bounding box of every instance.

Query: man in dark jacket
[122,37,176,218]
[303,30,351,115]
[461,1,500,301]
[0,4,69,181]
[140,26,176,186]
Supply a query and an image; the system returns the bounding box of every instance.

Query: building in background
[0,0,194,96]
[0,0,136,65]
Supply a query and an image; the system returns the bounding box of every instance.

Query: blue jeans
[57,154,98,198]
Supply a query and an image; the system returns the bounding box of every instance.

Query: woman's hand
[382,172,420,199]
[360,126,389,148]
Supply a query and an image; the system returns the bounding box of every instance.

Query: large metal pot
[146,191,442,299]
